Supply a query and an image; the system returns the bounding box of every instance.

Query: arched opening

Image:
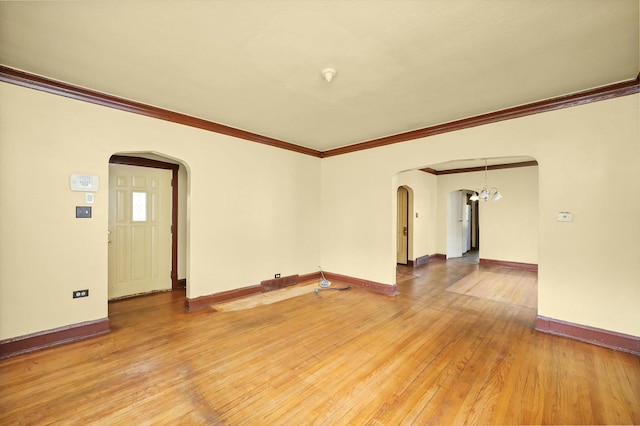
[108,152,189,302]
[394,156,538,310]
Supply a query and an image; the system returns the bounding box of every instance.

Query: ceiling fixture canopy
[321,68,336,83]
[470,160,502,202]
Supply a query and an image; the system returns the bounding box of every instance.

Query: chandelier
[470,160,502,202]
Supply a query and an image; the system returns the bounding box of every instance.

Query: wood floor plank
[1,260,639,424]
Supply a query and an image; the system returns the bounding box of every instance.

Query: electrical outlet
[73,289,89,298]
[275,273,281,279]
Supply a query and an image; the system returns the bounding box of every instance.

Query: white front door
[108,164,172,299]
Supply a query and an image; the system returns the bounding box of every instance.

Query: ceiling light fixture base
[321,68,336,83]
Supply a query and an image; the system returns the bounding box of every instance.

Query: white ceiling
[0,1,638,153]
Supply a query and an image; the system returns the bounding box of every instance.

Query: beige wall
[0,82,321,340]
[1,82,638,341]
[321,94,639,337]
[435,166,539,263]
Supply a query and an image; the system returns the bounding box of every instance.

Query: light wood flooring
[1,260,639,424]
[445,268,537,309]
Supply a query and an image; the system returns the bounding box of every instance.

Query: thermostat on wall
[70,174,99,192]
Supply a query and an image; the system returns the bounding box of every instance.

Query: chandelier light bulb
[470,160,503,202]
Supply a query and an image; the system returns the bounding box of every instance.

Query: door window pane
[132,192,147,222]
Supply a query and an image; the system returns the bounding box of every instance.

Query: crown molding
[321,73,640,158]
[109,154,179,170]
[0,65,322,158]
[1,65,638,159]
[421,160,538,175]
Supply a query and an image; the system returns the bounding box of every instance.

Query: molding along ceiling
[1,66,636,164]
[0,1,638,155]
[421,158,538,175]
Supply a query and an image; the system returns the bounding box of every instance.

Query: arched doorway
[108,153,189,299]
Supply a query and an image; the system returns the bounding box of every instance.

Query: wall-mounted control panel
[76,206,92,218]
[70,174,99,192]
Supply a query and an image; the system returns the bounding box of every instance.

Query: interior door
[463,202,471,252]
[447,190,464,259]
[108,164,172,299]
[397,186,409,264]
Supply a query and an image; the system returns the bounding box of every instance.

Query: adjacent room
[0,1,638,424]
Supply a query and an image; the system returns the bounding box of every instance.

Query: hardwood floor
[445,268,537,309]
[1,260,639,424]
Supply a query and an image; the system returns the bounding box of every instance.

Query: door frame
[109,155,180,290]
[471,195,479,250]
